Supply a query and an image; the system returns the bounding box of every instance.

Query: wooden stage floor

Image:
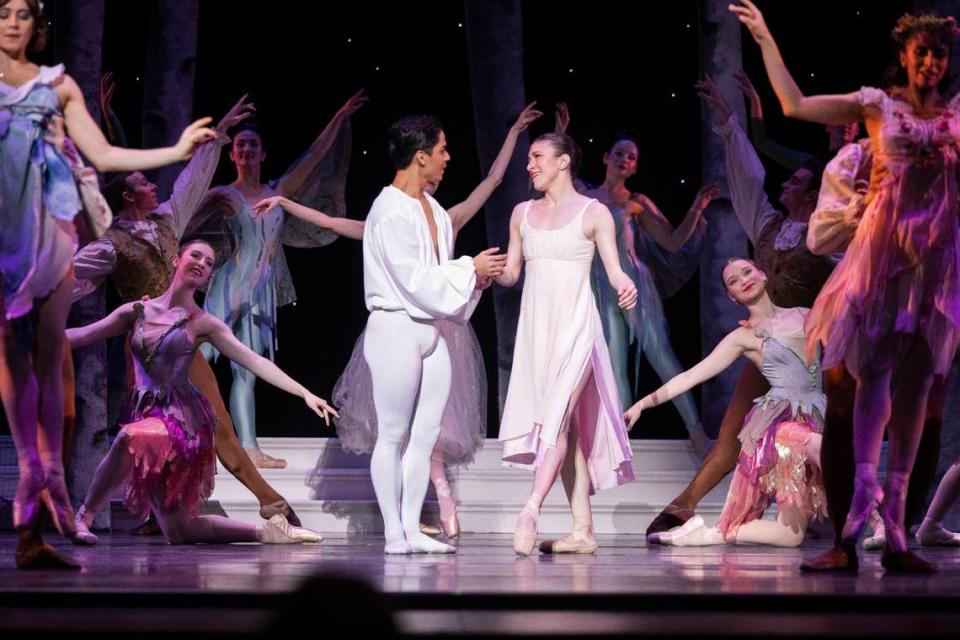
[3,532,960,638]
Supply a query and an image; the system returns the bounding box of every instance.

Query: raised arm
[624,328,750,427]
[275,89,368,197]
[59,74,216,172]
[161,95,255,237]
[588,202,638,310]
[448,102,543,233]
[737,70,817,171]
[66,302,138,349]
[730,1,862,125]
[631,185,717,254]
[99,71,127,147]
[253,195,365,241]
[198,314,338,425]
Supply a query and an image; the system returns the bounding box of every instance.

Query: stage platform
[3,532,960,639]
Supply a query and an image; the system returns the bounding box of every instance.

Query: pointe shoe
[862,510,886,551]
[656,515,706,546]
[646,506,695,539]
[440,512,461,538]
[258,514,308,544]
[71,506,98,546]
[916,524,960,547]
[540,532,598,554]
[513,503,540,556]
[259,499,302,527]
[41,474,78,539]
[12,468,45,530]
[419,522,443,537]
[245,448,287,469]
[840,468,882,545]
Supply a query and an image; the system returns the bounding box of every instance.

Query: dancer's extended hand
[217,94,256,136]
[692,183,721,212]
[623,404,642,429]
[252,195,285,217]
[304,393,339,426]
[554,102,570,134]
[694,74,733,122]
[512,102,544,134]
[173,118,218,160]
[474,247,507,278]
[613,273,638,310]
[729,0,773,46]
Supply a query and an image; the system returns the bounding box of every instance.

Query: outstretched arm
[448,102,543,233]
[66,302,138,349]
[59,74,216,172]
[624,328,750,427]
[199,315,338,425]
[253,195,365,240]
[275,89,368,197]
[730,1,862,124]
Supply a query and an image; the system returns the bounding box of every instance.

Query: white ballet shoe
[258,514,306,544]
[72,506,98,546]
[406,532,456,554]
[916,524,960,547]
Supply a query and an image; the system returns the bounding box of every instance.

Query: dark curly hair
[884,13,960,93]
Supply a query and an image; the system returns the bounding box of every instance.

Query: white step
[211,438,736,534]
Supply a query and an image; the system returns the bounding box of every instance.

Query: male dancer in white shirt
[362,116,505,553]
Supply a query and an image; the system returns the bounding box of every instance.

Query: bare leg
[187,352,298,524]
[541,425,597,554]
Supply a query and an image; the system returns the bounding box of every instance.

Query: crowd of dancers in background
[3,0,960,574]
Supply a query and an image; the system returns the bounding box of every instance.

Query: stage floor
[3,532,960,638]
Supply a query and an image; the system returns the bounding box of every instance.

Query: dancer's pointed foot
[72,506,98,546]
[539,532,598,554]
[799,542,859,572]
[257,514,314,544]
[419,522,443,537]
[42,472,78,539]
[840,464,882,544]
[12,466,45,530]
[862,510,886,551]
[661,516,724,547]
[916,521,960,546]
[513,500,540,556]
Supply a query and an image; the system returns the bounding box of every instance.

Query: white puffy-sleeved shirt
[363,185,479,322]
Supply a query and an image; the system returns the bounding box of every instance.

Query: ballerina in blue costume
[582,134,719,455]
[193,90,367,469]
[0,0,216,568]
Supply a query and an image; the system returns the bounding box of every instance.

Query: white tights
[364,311,453,553]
